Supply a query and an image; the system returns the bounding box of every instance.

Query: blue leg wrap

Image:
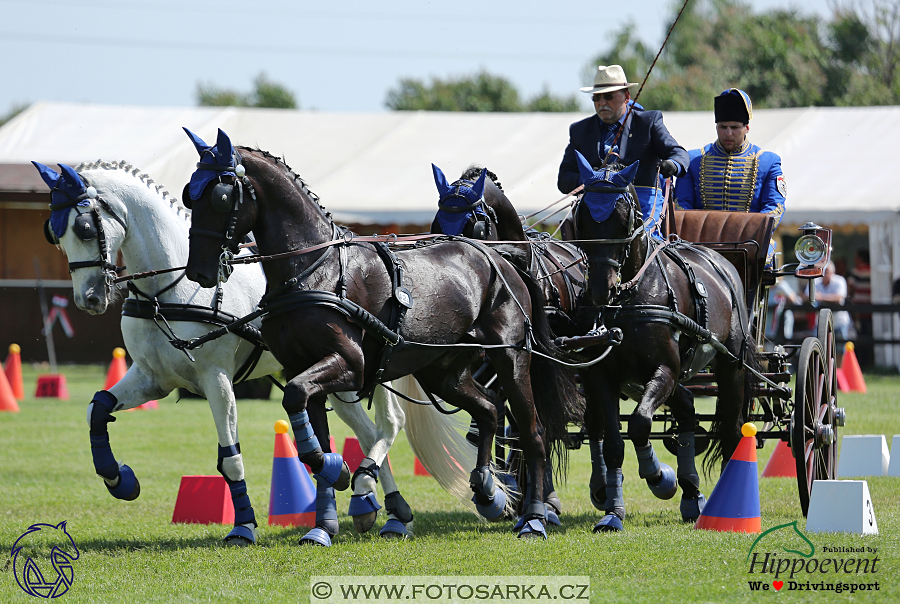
[106,463,140,501]
[381,491,412,539]
[635,443,677,500]
[589,440,606,511]
[300,479,338,547]
[515,500,547,539]
[605,468,624,511]
[593,513,625,533]
[88,390,119,480]
[227,480,257,527]
[316,453,350,490]
[290,411,349,490]
[379,519,408,538]
[680,493,707,523]
[470,466,507,521]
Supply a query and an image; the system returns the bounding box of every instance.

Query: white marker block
[837,435,888,477]
[888,435,900,477]
[806,480,878,534]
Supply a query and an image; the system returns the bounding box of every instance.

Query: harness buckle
[218,246,235,283]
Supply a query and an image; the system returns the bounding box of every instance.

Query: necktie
[603,123,619,159]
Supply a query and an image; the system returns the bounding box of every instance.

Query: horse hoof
[299,527,332,547]
[593,514,624,533]
[352,511,378,534]
[379,519,409,539]
[348,492,382,533]
[106,464,140,501]
[680,493,707,523]
[223,524,257,546]
[646,463,677,500]
[517,519,547,539]
[472,488,507,522]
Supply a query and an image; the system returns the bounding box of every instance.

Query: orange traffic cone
[414,457,431,477]
[172,476,234,524]
[836,366,851,393]
[4,343,24,400]
[694,423,761,533]
[0,363,19,412]
[342,437,366,473]
[761,440,796,478]
[269,419,316,527]
[104,347,128,390]
[841,342,867,394]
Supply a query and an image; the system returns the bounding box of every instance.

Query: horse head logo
[746,520,816,562]
[11,521,80,598]
[575,150,639,224]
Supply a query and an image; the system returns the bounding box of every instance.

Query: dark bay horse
[570,151,752,532]
[182,128,582,539]
[430,163,586,524]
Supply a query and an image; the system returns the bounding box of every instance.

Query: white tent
[2,101,899,364]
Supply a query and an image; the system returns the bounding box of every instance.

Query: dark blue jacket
[557,109,689,195]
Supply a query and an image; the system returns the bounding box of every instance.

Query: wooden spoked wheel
[791,336,837,516]
[815,308,840,474]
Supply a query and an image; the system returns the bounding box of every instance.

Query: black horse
[182,128,582,540]
[570,151,753,532]
[430,163,587,525]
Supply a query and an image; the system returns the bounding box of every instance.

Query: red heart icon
[773,581,783,591]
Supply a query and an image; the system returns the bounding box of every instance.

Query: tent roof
[0,101,895,225]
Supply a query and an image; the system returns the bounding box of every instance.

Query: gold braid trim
[698,141,761,212]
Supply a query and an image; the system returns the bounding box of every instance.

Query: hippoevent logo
[745,521,879,594]
[10,521,80,598]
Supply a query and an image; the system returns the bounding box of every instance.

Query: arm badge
[776,175,787,198]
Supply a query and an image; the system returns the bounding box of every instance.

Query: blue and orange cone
[269,420,317,527]
[693,423,761,533]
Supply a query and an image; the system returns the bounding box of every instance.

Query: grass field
[1,363,898,603]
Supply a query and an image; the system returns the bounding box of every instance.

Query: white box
[806,480,878,534]
[837,435,888,477]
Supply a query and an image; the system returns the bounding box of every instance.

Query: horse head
[431,163,491,239]
[182,128,257,288]
[33,162,126,314]
[571,151,643,306]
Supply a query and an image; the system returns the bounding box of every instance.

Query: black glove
[660,159,680,178]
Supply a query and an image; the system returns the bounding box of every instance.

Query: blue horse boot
[218,444,257,546]
[87,390,140,501]
[676,432,707,522]
[589,440,606,511]
[470,466,507,521]
[348,457,381,533]
[379,491,414,539]
[635,442,677,500]
[593,469,625,533]
[289,410,350,491]
[516,499,547,539]
[300,478,339,547]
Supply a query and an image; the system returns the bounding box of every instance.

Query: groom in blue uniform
[557,64,688,234]
[674,88,786,264]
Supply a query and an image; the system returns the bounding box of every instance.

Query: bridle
[184,148,256,283]
[437,180,496,240]
[43,179,127,293]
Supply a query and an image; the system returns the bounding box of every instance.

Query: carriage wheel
[815,309,840,474]
[791,336,837,516]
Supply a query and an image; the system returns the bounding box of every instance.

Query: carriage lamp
[794,232,826,266]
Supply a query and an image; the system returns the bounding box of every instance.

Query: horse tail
[518,267,585,478]
[393,375,513,517]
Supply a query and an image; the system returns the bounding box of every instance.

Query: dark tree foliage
[196,72,297,109]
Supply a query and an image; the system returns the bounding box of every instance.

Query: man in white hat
[557,64,688,232]
[673,88,785,265]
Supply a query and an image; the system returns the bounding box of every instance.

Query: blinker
[211,182,234,212]
[73,212,99,241]
[43,218,59,245]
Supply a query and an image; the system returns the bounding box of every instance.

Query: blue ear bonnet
[432,164,488,236]
[183,127,240,200]
[32,162,94,239]
[574,150,639,223]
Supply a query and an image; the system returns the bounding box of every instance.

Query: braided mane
[240,146,332,218]
[75,159,191,221]
[459,165,502,190]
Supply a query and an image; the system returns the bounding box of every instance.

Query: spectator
[803,261,853,340]
[847,249,872,365]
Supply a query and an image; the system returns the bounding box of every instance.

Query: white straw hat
[580,65,639,94]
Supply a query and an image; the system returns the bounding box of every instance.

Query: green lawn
[0,363,897,603]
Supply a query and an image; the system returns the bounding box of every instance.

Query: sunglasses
[592,92,619,102]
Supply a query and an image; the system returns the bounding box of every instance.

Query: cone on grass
[694,423,761,533]
[841,342,866,394]
[0,362,19,412]
[414,457,431,477]
[342,437,366,473]
[269,420,316,527]
[761,440,796,478]
[4,343,24,400]
[836,366,851,393]
[104,347,128,390]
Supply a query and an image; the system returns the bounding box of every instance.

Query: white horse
[35,159,482,546]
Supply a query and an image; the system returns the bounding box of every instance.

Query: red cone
[4,343,24,400]
[761,440,796,478]
[0,364,19,412]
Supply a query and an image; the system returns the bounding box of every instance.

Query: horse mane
[459,165,502,191]
[75,159,191,220]
[238,146,333,219]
